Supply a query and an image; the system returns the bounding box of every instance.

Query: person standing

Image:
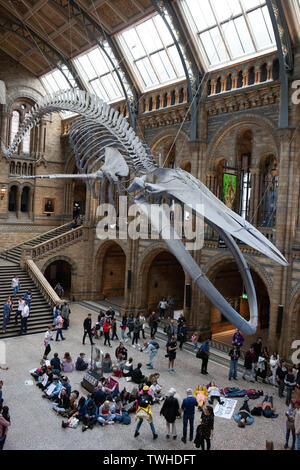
[181,388,198,444]
[19,300,29,335]
[269,351,280,385]
[232,329,244,349]
[167,336,177,373]
[194,405,214,450]
[167,295,174,318]
[295,400,300,451]
[228,344,240,380]
[200,339,210,375]
[177,322,187,350]
[14,297,24,325]
[120,315,127,341]
[134,385,158,439]
[126,314,134,339]
[139,313,146,340]
[23,289,32,310]
[252,337,263,362]
[285,369,297,407]
[158,298,168,319]
[61,302,71,330]
[242,346,256,382]
[83,314,95,345]
[11,275,20,299]
[106,306,115,320]
[1,298,11,334]
[103,318,112,347]
[166,319,175,341]
[111,318,119,341]
[285,400,296,450]
[55,312,65,342]
[0,403,11,451]
[44,326,53,357]
[132,317,141,348]
[149,311,158,339]
[54,283,64,298]
[160,388,180,440]
[276,361,288,398]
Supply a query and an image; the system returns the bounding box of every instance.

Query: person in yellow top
[134,385,158,439]
[194,385,208,409]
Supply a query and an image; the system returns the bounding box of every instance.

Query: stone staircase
[0,265,53,339]
[0,222,73,265]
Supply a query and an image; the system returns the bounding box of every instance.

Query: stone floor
[0,303,291,451]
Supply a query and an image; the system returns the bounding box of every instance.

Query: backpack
[139,394,151,409]
[150,341,160,350]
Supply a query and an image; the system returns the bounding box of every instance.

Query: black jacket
[83,317,92,331]
[160,396,179,423]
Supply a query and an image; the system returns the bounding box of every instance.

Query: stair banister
[25,259,62,308]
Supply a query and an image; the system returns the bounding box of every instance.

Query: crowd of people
[2,295,300,451]
[1,275,33,334]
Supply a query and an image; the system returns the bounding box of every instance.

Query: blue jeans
[2,315,9,331]
[56,328,64,340]
[149,350,157,367]
[183,414,194,441]
[135,418,156,436]
[121,329,126,340]
[286,428,296,449]
[229,359,238,379]
[297,433,300,450]
[13,285,19,298]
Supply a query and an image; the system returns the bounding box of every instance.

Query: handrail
[0,221,73,256]
[209,339,246,360]
[21,225,84,262]
[26,259,62,308]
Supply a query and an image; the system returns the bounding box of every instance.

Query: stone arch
[149,130,190,169]
[203,252,272,333]
[6,87,43,109]
[207,113,279,172]
[94,240,127,300]
[136,242,185,313]
[42,255,77,298]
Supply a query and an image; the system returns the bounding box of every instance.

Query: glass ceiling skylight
[41,68,72,94]
[72,45,125,103]
[117,14,185,91]
[180,0,276,69]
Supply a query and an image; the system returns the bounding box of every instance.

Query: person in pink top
[62,352,74,372]
[55,314,65,342]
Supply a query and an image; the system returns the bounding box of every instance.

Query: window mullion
[209,0,232,60]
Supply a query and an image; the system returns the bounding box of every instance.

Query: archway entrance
[208,261,270,340]
[146,251,185,314]
[101,244,126,301]
[8,185,18,212]
[44,260,72,297]
[21,186,30,212]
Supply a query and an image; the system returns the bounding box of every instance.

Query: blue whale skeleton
[1,90,288,335]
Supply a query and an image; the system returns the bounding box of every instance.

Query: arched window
[10,111,20,145]
[260,156,278,227]
[22,113,31,154]
[9,162,15,175]
[237,71,243,88]
[216,77,221,94]
[226,74,232,91]
[28,164,33,176]
[248,67,255,85]
[260,63,267,82]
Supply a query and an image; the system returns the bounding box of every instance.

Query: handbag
[196,348,206,359]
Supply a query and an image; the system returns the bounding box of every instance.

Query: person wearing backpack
[134,385,158,439]
[142,341,160,369]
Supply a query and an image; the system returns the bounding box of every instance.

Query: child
[191,333,199,351]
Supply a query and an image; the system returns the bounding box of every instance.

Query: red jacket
[103,322,112,333]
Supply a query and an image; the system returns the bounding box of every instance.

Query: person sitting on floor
[207,382,224,406]
[194,385,208,410]
[110,397,123,422]
[97,400,115,425]
[62,352,74,373]
[42,375,62,400]
[131,363,147,385]
[103,353,113,374]
[50,353,62,375]
[149,380,164,403]
[75,353,88,371]
[82,398,98,432]
[52,388,70,415]
[122,357,134,379]
[115,343,128,362]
